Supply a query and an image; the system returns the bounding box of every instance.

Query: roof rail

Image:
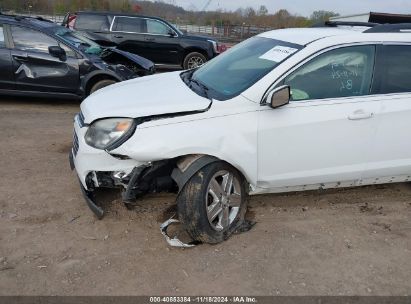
[33,16,53,23]
[324,21,379,27]
[0,12,53,23]
[364,23,411,33]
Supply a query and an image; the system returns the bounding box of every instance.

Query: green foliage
[258,5,268,16]
[310,10,340,22]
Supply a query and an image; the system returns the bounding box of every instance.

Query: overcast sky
[171,0,411,17]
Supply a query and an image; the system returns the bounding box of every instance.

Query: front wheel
[183,52,207,70]
[89,79,116,95]
[177,161,247,244]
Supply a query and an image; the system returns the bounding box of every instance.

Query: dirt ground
[0,97,410,296]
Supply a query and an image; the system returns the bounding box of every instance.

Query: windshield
[54,27,103,55]
[189,37,303,100]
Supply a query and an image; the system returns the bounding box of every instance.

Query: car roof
[258,27,362,46]
[0,14,56,30]
[76,11,164,20]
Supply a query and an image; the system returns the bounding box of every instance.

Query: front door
[258,45,380,191]
[0,24,14,90]
[143,18,181,64]
[8,25,79,94]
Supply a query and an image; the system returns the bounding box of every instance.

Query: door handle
[114,35,124,38]
[145,37,155,42]
[348,110,374,120]
[12,55,28,62]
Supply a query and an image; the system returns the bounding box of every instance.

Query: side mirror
[48,46,66,61]
[168,30,177,37]
[266,85,290,109]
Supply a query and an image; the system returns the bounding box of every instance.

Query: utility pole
[202,0,212,11]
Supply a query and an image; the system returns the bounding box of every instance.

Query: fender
[108,48,154,71]
[81,70,123,93]
[171,154,220,192]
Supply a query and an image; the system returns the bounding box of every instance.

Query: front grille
[78,111,85,127]
[72,131,79,157]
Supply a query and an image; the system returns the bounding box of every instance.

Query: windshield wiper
[189,74,210,99]
[181,70,192,85]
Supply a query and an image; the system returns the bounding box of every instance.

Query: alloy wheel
[205,170,242,231]
[187,56,205,69]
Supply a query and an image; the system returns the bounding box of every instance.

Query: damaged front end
[72,156,178,219]
[100,48,155,77]
[68,69,256,245]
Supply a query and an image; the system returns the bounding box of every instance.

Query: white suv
[71,23,411,244]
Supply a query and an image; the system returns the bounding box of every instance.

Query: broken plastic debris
[160,218,197,248]
[233,219,256,234]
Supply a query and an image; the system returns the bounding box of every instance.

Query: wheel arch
[83,71,121,96]
[171,154,249,192]
[183,48,210,61]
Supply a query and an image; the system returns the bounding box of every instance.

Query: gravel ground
[0,97,410,296]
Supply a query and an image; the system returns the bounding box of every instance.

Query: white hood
[81,71,211,124]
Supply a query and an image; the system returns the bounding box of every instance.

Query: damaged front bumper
[70,149,104,219]
[70,115,147,218]
[70,114,176,218]
[78,178,104,219]
[70,147,144,219]
[71,114,144,189]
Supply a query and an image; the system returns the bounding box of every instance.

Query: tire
[177,161,247,244]
[183,52,207,70]
[89,79,116,95]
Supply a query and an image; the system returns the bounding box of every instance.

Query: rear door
[0,24,14,90]
[73,14,112,45]
[8,25,80,94]
[110,16,151,59]
[361,44,411,183]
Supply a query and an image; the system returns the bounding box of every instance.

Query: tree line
[0,0,339,28]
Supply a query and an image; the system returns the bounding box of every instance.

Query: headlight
[85,118,136,150]
[208,39,219,53]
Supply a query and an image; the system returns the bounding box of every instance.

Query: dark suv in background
[63,11,223,69]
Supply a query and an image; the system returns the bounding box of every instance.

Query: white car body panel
[257,95,381,192]
[81,71,211,124]
[257,27,357,45]
[362,93,411,183]
[74,27,411,194]
[112,96,259,185]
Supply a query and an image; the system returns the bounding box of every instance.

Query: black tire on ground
[177,161,247,244]
[89,79,116,95]
[183,52,207,70]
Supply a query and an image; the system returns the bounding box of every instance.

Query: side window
[376,45,411,94]
[59,43,76,58]
[75,14,109,31]
[284,45,375,101]
[146,19,170,35]
[113,17,146,33]
[11,26,59,53]
[0,25,5,47]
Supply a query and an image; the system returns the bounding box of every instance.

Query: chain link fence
[176,24,276,41]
